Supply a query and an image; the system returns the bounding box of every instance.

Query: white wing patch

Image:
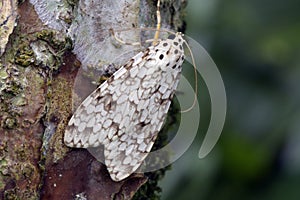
[64,33,185,181]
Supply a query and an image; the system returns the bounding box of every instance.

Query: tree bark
[0,0,186,199]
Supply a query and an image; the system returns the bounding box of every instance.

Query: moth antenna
[153,0,161,45]
[180,40,198,113]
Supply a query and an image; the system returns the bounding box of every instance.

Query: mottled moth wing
[64,33,185,181]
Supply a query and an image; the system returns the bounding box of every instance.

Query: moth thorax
[153,34,185,71]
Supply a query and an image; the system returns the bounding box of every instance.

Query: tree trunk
[0,0,186,199]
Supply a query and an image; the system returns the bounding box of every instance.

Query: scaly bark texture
[0,0,186,199]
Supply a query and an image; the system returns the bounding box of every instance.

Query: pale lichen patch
[0,0,18,56]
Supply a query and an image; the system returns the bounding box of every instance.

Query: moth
[64,32,186,181]
[64,0,190,181]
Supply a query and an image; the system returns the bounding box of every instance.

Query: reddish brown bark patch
[41,150,147,200]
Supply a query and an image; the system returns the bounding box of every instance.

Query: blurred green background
[160,0,300,199]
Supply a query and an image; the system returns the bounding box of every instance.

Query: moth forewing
[64,32,185,181]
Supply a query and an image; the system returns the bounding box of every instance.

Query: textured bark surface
[0,0,186,199]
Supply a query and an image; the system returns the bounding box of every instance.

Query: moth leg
[109,28,142,46]
[109,0,162,47]
[153,0,161,45]
[109,29,158,47]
